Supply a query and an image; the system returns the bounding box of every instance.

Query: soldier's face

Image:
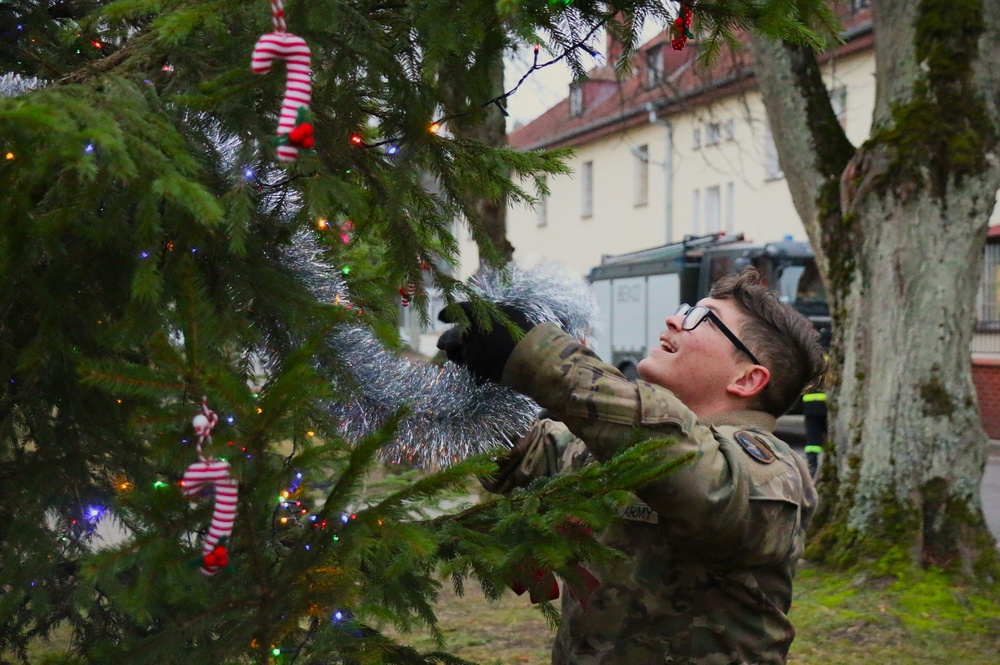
[637,297,752,411]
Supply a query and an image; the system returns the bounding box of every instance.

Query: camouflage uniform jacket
[495,323,818,665]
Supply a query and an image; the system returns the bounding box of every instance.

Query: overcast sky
[503,20,667,131]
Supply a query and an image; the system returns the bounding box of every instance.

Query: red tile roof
[509,9,873,151]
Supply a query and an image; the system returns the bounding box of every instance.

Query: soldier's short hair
[710,267,826,416]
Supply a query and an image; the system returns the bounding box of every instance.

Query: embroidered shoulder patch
[734,430,776,464]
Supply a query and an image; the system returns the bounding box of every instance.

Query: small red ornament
[288,122,314,149]
[203,544,229,569]
[339,220,354,244]
[670,3,695,50]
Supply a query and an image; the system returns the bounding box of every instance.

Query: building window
[693,127,701,150]
[706,122,722,146]
[705,185,721,233]
[830,85,847,129]
[763,123,784,180]
[979,242,1000,327]
[634,145,649,207]
[581,161,593,217]
[725,182,734,232]
[725,118,735,141]
[692,188,701,234]
[536,175,548,227]
[646,47,664,87]
[569,84,583,117]
[851,0,870,12]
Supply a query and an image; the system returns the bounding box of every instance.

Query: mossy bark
[753,0,1000,577]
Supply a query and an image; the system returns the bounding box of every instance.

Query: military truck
[588,232,830,380]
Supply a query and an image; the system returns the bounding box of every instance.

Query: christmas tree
[1,1,835,662]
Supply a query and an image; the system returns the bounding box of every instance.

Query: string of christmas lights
[2,9,652,171]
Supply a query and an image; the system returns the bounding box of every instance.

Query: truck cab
[588,233,830,381]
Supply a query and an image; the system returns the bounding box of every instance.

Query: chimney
[605,30,623,69]
[604,12,630,69]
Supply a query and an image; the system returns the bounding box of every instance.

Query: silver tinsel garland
[469,263,597,341]
[286,235,596,468]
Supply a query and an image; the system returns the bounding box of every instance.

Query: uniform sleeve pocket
[635,381,697,435]
[563,366,641,426]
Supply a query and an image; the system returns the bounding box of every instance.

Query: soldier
[438,267,824,665]
[802,328,832,477]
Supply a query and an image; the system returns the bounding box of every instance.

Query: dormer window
[646,47,664,87]
[569,84,583,117]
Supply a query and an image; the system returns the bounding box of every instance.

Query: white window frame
[536,175,548,227]
[763,123,784,181]
[692,188,701,235]
[646,47,664,88]
[569,84,583,117]
[634,145,649,207]
[830,85,848,129]
[706,121,722,146]
[978,243,1000,326]
[581,161,594,218]
[705,185,721,233]
[725,182,735,232]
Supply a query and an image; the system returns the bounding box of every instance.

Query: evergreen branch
[82,369,187,396]
[478,18,608,116]
[56,31,157,86]
[424,440,693,531]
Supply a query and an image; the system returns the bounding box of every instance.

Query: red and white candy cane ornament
[181,399,238,576]
[252,0,313,162]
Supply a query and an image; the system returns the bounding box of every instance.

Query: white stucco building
[456,7,880,279]
[412,5,999,369]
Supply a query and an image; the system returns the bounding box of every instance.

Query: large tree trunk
[752,0,1000,574]
[439,17,514,265]
[455,51,513,265]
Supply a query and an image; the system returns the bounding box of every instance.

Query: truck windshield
[776,261,828,316]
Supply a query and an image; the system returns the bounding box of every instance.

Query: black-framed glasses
[674,304,763,366]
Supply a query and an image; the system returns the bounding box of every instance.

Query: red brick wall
[973,358,1000,439]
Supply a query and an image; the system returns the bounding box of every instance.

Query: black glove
[437,302,533,383]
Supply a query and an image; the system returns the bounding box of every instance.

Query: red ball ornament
[203,545,229,569]
[288,122,314,149]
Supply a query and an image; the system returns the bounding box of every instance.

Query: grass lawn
[11,561,1000,664]
[393,561,1000,665]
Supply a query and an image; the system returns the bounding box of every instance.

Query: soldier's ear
[727,365,769,399]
